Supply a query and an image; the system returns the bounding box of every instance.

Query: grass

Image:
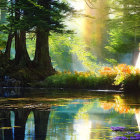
[32,64,140,91]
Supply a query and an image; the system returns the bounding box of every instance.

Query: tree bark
[15,30,31,66]
[34,29,54,73]
[14,0,31,67]
[34,0,55,74]
[4,33,14,60]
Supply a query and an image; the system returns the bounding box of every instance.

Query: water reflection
[25,112,35,140]
[0,89,139,140]
[136,110,140,131]
[0,88,22,98]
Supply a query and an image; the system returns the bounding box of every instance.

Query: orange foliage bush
[99,67,116,76]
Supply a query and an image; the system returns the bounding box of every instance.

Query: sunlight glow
[65,0,85,35]
[135,110,140,131]
[69,0,85,11]
[135,52,140,69]
[73,119,92,140]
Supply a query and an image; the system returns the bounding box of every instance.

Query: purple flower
[135,133,140,137]
[113,136,128,140]
[130,136,140,140]
[111,126,125,131]
[125,131,134,135]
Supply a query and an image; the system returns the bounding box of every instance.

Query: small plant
[33,64,140,91]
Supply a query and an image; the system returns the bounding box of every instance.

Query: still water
[0,88,140,140]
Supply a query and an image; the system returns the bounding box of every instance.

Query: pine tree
[3,0,74,75]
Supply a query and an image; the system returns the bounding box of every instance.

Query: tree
[105,0,140,65]
[1,0,75,77]
[13,0,31,66]
[32,0,74,73]
[83,0,109,61]
[0,0,7,23]
[83,0,140,65]
[0,0,14,61]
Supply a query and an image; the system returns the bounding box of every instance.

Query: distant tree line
[83,0,140,65]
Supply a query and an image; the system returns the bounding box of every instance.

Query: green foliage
[49,33,73,71]
[49,33,97,71]
[26,33,36,60]
[109,0,140,32]
[120,73,140,91]
[105,28,135,63]
[0,34,7,51]
[6,0,75,33]
[104,0,140,64]
[105,58,118,65]
[33,71,116,89]
[32,64,140,91]
[106,29,135,53]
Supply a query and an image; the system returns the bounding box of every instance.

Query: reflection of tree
[100,94,140,114]
[14,109,30,140]
[99,94,140,133]
[0,88,22,98]
[0,110,13,140]
[0,93,139,140]
[0,108,50,140]
[47,100,84,140]
[34,110,50,140]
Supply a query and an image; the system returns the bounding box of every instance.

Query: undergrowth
[32,64,140,91]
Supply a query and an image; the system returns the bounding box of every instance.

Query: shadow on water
[0,88,139,140]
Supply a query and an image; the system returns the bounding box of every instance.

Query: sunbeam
[135,48,140,69]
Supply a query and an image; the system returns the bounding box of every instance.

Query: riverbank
[1,64,140,92]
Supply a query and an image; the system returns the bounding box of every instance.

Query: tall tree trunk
[14,0,30,67]
[34,29,54,73]
[34,0,55,74]
[4,33,14,60]
[15,30,31,66]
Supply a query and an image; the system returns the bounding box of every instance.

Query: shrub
[33,64,140,91]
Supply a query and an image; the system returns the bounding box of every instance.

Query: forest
[0,1,140,139]
[0,0,140,91]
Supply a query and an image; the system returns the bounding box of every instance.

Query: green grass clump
[32,64,140,91]
[35,71,116,90]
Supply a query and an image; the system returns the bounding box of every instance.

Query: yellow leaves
[100,95,133,114]
[0,46,4,51]
[97,64,140,85]
[64,70,71,74]
[61,71,95,78]
[74,71,94,77]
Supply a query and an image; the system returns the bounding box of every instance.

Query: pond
[0,88,140,140]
